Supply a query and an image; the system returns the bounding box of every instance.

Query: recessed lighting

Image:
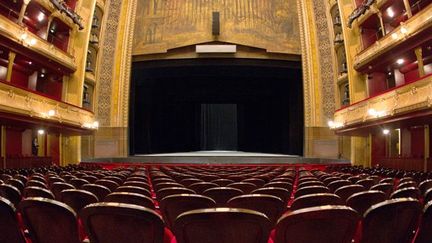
[37,12,45,22]
[37,129,45,135]
[386,8,395,18]
[383,129,390,135]
[396,59,405,65]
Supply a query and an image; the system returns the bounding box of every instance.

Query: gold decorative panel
[132,0,301,55]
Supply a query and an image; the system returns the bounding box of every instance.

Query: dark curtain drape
[200,104,238,151]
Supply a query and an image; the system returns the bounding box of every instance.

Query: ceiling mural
[132,0,301,55]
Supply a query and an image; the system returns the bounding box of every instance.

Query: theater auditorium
[0,0,431,242]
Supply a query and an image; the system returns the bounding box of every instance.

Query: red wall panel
[6,129,22,156]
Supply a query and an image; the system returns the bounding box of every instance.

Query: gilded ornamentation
[96,0,123,126]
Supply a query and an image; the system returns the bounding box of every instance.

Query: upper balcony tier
[354,3,432,73]
[333,73,432,135]
[0,80,96,133]
[0,14,76,73]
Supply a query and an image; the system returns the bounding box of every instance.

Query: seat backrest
[356,179,375,190]
[202,187,243,206]
[327,180,352,192]
[157,187,196,201]
[297,180,324,189]
[8,179,25,193]
[69,178,90,189]
[26,180,47,189]
[81,202,165,243]
[50,182,75,200]
[95,179,119,192]
[0,196,26,243]
[390,187,420,200]
[242,178,266,187]
[291,193,343,210]
[154,182,183,192]
[397,181,417,190]
[251,187,291,203]
[24,186,55,199]
[19,197,80,243]
[123,181,151,190]
[362,198,421,243]
[211,179,235,187]
[227,182,257,194]
[180,178,203,186]
[295,186,330,198]
[174,207,272,243]
[61,189,98,213]
[0,184,21,206]
[414,201,432,243]
[346,190,386,216]
[115,186,151,197]
[274,205,360,243]
[188,182,219,194]
[82,183,111,201]
[370,183,393,198]
[160,194,216,229]
[334,184,365,202]
[105,192,154,209]
[264,182,293,191]
[419,180,432,196]
[228,194,285,226]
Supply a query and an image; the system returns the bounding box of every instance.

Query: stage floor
[82,151,349,165]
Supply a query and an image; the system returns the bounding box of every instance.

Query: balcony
[354,3,432,72]
[333,73,432,134]
[0,80,96,132]
[0,14,76,73]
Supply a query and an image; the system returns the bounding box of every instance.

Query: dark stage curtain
[200,104,238,151]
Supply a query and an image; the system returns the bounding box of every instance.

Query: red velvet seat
[228,194,285,226]
[361,198,421,243]
[334,184,365,202]
[203,187,243,206]
[0,184,21,206]
[0,196,26,243]
[24,186,55,199]
[155,182,184,192]
[105,192,155,209]
[82,183,112,201]
[264,182,293,191]
[419,179,432,196]
[26,180,48,189]
[123,181,151,190]
[160,194,215,229]
[297,180,324,189]
[188,182,219,194]
[61,189,98,213]
[19,197,81,243]
[414,201,432,243]
[81,175,98,183]
[242,178,266,187]
[95,179,120,192]
[346,190,386,216]
[252,187,291,203]
[180,178,203,186]
[356,178,375,190]
[295,185,330,198]
[370,183,393,198]
[157,187,196,201]
[211,179,235,187]
[116,185,151,197]
[51,182,76,200]
[290,193,343,210]
[390,187,420,200]
[69,178,90,189]
[81,202,165,243]
[274,206,359,243]
[174,208,272,243]
[327,180,351,192]
[397,181,418,190]
[8,179,25,193]
[227,182,257,194]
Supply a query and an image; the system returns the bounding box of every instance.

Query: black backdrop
[130,59,304,155]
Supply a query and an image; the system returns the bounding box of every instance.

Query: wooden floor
[82,151,349,165]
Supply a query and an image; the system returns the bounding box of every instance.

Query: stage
[81,151,350,165]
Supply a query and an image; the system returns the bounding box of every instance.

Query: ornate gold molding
[0,82,96,129]
[334,75,432,128]
[0,14,76,72]
[354,4,432,70]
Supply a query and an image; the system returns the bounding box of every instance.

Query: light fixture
[37,12,45,22]
[28,38,37,46]
[368,108,377,116]
[28,61,32,65]
[20,33,28,41]
[386,8,395,18]
[400,27,408,34]
[93,121,99,128]
[328,121,335,128]
[47,110,55,116]
[37,129,45,135]
[382,129,390,135]
[396,58,405,65]
[368,108,386,118]
[391,33,398,39]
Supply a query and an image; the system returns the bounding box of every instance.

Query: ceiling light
[328,121,335,128]
[386,8,395,18]
[391,33,398,39]
[383,129,390,135]
[37,129,45,135]
[40,73,45,78]
[20,33,28,41]
[28,61,32,65]
[400,27,408,34]
[29,38,37,46]
[396,59,405,65]
[37,12,45,22]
